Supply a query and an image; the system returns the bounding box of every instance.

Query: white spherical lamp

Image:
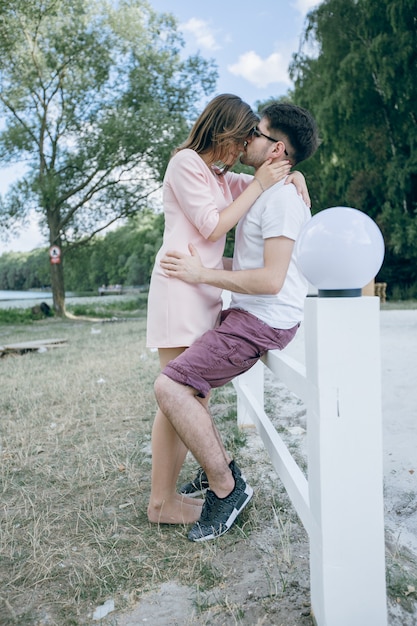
[295,207,385,297]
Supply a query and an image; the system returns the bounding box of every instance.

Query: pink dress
[146,149,253,348]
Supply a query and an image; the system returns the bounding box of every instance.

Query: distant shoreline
[0,290,141,310]
[0,289,53,301]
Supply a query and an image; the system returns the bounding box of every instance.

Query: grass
[1,313,158,624]
[0,294,149,325]
[66,294,148,319]
[1,298,416,624]
[0,308,36,324]
[386,537,417,613]
[2,305,301,625]
[381,299,417,310]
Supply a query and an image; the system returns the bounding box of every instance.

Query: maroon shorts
[162,308,299,398]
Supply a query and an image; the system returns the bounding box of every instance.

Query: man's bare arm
[160,237,294,295]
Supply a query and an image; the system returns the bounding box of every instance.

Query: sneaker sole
[189,483,253,542]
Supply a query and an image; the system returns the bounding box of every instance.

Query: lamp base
[318,288,362,298]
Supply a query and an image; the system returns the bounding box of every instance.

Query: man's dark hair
[261,102,320,165]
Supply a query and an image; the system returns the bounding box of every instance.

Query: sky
[0,0,319,254]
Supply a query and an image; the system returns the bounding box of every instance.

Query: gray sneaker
[187,466,253,542]
[179,467,209,498]
[179,460,242,498]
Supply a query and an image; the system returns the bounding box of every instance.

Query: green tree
[0,0,217,314]
[0,248,50,290]
[62,209,164,291]
[289,0,417,293]
[0,209,164,293]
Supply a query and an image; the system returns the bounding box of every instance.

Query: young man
[154,103,320,542]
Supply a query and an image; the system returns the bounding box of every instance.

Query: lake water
[0,289,135,309]
[0,290,52,301]
[0,290,54,309]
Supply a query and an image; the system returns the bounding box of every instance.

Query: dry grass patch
[2,316,305,625]
[1,316,159,624]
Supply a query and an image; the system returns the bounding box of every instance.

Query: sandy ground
[379,311,417,556]
[285,308,417,559]
[97,308,416,626]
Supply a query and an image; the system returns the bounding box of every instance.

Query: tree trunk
[49,246,66,316]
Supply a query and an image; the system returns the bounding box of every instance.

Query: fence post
[304,295,387,626]
[233,360,264,427]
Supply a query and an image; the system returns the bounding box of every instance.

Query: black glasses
[252,126,289,156]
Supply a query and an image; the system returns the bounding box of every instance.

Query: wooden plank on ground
[0,338,68,357]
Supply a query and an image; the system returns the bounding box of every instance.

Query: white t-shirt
[230,178,310,329]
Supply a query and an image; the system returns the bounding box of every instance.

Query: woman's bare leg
[147,347,204,524]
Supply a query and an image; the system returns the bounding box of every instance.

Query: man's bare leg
[154,374,235,499]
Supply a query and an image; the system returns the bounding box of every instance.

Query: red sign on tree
[49,245,61,264]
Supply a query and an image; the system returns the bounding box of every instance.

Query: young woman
[146,94,308,524]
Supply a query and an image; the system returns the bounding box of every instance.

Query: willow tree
[289,0,417,292]
[0,0,217,314]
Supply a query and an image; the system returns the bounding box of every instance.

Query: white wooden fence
[230,295,388,626]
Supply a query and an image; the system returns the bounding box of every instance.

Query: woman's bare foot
[175,493,204,507]
[147,497,203,525]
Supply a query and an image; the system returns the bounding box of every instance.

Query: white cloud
[180,18,221,51]
[227,50,291,89]
[292,0,320,17]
